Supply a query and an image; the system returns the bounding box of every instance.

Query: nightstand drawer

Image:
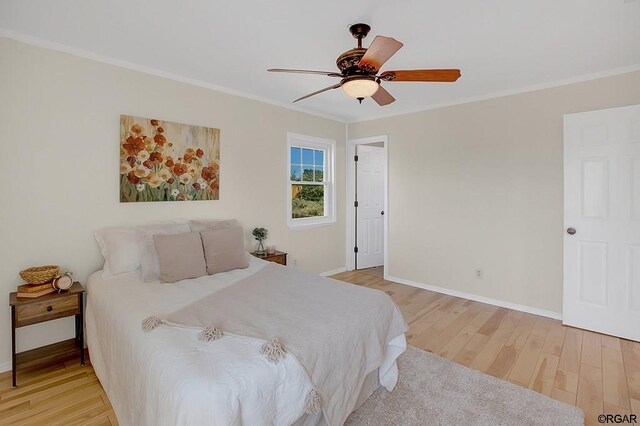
[268,254,287,265]
[16,296,80,327]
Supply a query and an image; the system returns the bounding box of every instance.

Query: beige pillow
[139,222,191,282]
[200,227,249,274]
[153,232,207,283]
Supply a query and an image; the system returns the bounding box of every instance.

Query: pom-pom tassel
[198,326,223,342]
[260,338,286,363]
[142,316,162,331]
[304,389,322,414]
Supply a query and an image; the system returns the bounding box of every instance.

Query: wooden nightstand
[251,251,287,266]
[9,282,85,387]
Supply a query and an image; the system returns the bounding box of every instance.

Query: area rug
[346,346,584,425]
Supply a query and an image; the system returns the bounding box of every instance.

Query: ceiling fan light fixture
[341,78,379,100]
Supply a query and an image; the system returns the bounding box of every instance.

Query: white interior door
[356,145,385,269]
[563,104,640,341]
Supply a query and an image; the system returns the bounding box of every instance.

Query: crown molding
[347,63,640,123]
[2,27,639,125]
[0,28,346,124]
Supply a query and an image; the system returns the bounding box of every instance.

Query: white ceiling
[1,0,639,122]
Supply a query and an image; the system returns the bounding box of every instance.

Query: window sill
[287,217,336,229]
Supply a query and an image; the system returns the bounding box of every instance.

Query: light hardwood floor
[1,269,638,425]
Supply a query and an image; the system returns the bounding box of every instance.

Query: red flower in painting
[131,124,143,134]
[183,152,193,163]
[201,167,216,181]
[165,157,175,168]
[143,160,154,169]
[156,127,164,133]
[150,119,159,126]
[196,148,204,158]
[123,136,145,155]
[167,177,175,184]
[208,178,219,192]
[149,152,163,163]
[127,171,140,184]
[127,155,137,167]
[173,163,188,176]
[154,134,166,146]
[192,183,201,190]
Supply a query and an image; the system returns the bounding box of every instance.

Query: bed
[86,255,407,426]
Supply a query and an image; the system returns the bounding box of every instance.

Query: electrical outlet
[475,268,484,279]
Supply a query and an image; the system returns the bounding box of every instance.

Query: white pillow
[94,228,143,278]
[139,222,191,282]
[189,219,240,233]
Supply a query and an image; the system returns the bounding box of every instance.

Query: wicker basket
[19,265,59,285]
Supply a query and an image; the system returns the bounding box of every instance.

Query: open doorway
[346,136,388,273]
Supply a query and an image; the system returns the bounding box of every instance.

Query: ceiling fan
[268,23,461,106]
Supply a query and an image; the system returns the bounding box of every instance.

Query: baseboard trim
[321,267,347,277]
[385,274,562,320]
[0,361,11,374]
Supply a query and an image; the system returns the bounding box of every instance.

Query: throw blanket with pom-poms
[142,263,407,426]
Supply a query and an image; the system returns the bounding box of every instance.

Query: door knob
[381,210,384,215]
[567,227,576,235]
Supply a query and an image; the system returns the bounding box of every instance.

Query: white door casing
[563,104,640,341]
[356,145,385,269]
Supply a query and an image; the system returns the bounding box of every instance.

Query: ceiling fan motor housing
[336,48,367,74]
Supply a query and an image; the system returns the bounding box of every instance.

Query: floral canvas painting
[120,115,220,202]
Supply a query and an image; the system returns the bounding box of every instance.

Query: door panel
[578,241,608,305]
[356,145,384,269]
[564,104,640,341]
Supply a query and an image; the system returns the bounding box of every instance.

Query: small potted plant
[252,227,268,255]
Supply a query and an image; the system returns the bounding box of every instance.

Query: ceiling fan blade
[371,85,395,106]
[292,83,341,103]
[358,36,403,73]
[379,69,461,82]
[268,68,343,77]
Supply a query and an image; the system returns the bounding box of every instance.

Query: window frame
[286,132,336,228]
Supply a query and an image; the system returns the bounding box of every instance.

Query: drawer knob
[47,306,53,312]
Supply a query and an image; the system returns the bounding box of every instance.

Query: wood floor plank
[0,400,30,421]
[581,331,602,368]
[504,313,538,350]
[29,394,104,426]
[528,352,560,396]
[576,364,604,426]
[554,328,584,394]
[508,318,552,386]
[601,335,622,351]
[453,332,491,368]
[620,341,640,401]
[552,388,577,406]
[486,345,519,379]
[413,302,484,354]
[470,338,505,372]
[437,308,496,359]
[602,347,631,411]
[542,321,566,356]
[477,307,509,336]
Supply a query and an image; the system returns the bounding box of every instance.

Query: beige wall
[0,38,345,368]
[348,70,640,315]
[2,35,639,372]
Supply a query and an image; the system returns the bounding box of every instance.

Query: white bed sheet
[86,256,406,426]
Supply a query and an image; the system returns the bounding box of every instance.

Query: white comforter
[86,257,406,426]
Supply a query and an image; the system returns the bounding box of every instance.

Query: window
[287,133,335,228]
